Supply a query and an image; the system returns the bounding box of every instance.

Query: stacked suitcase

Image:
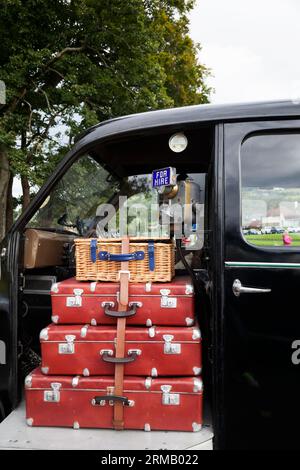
[25,243,203,432]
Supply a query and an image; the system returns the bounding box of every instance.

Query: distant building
[249,219,262,229]
[261,215,285,227]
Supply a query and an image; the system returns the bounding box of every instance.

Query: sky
[189,0,300,103]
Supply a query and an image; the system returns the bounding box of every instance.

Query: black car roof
[75,99,300,146]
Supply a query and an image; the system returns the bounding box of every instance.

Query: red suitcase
[25,368,203,432]
[50,276,195,327]
[40,324,202,377]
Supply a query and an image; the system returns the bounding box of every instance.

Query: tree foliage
[0,0,210,238]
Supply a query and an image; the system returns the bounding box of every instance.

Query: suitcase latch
[160,289,177,308]
[44,382,61,403]
[58,335,76,354]
[161,385,180,405]
[66,289,84,307]
[163,335,181,354]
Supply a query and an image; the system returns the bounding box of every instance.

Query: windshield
[27,153,205,246]
[27,155,119,234]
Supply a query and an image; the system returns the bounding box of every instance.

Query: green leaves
[0,0,210,208]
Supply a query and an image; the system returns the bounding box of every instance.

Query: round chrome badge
[168,132,188,153]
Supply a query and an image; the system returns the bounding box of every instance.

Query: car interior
[15,124,216,442]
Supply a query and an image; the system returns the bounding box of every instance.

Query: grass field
[245,233,300,246]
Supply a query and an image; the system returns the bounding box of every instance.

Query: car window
[27,153,205,246]
[27,155,118,234]
[241,133,300,247]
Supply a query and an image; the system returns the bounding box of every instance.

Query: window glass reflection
[241,133,300,247]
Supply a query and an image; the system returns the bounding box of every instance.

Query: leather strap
[90,239,97,263]
[148,241,155,271]
[113,237,130,430]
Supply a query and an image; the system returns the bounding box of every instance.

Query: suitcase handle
[101,350,140,364]
[103,302,139,318]
[92,395,133,407]
[98,251,145,262]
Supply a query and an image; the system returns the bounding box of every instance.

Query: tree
[0,145,10,236]
[0,0,210,240]
[149,0,210,106]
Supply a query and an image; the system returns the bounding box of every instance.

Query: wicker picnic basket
[74,237,175,283]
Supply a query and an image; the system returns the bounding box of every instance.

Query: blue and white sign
[152,167,176,188]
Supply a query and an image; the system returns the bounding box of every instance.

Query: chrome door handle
[232,279,271,297]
